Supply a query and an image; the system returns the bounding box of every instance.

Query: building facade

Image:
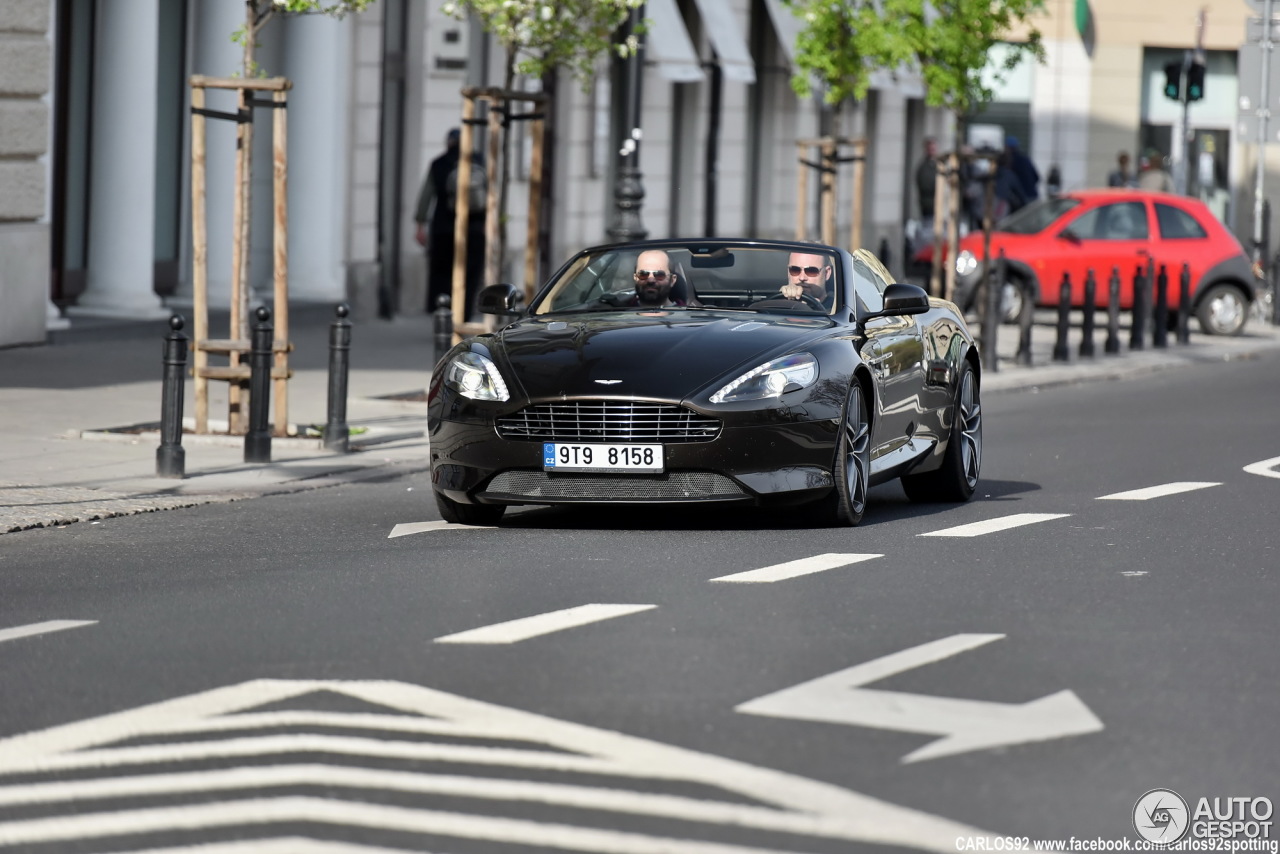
[0,0,1272,349]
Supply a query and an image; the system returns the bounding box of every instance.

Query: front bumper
[430,417,840,507]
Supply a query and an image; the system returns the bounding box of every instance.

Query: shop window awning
[645,0,705,82]
[692,0,757,83]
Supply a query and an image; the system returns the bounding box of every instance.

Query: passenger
[630,249,680,307]
[780,251,834,308]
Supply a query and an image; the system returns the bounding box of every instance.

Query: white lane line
[919,513,1071,538]
[114,840,416,854]
[711,553,882,583]
[0,621,96,645]
[1244,455,1280,480]
[388,521,493,538]
[434,604,656,645]
[1097,482,1220,500]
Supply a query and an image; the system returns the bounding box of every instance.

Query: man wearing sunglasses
[631,249,680,307]
[780,251,833,307]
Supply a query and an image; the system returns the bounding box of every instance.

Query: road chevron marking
[918,513,1071,537]
[1096,482,1221,500]
[1243,455,1280,480]
[435,604,657,644]
[711,553,883,583]
[0,679,997,851]
[388,521,493,538]
[737,634,1104,764]
[0,621,96,645]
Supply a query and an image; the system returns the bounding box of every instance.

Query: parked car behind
[937,190,1259,335]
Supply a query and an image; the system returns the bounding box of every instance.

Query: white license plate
[543,443,664,472]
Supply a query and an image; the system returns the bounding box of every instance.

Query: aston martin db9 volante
[426,239,982,527]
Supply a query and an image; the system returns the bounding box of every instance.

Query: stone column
[75,0,167,318]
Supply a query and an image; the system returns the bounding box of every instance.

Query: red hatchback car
[947,190,1259,335]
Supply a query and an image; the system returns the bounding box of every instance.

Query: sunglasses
[788,265,824,276]
[634,270,670,281]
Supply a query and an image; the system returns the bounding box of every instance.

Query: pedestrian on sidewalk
[414,128,487,318]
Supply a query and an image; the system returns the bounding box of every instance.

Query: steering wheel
[752,292,825,311]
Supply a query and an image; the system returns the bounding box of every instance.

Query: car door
[852,254,925,458]
[1147,201,1214,312]
[1032,199,1153,308]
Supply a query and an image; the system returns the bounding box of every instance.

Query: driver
[780,251,834,307]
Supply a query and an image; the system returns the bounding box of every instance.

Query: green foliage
[782,0,1045,114]
[442,0,643,83]
[232,1,377,76]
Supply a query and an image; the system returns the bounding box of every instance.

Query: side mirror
[478,283,524,315]
[879,283,931,316]
[1059,227,1082,245]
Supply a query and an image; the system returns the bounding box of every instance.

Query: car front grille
[482,470,746,502]
[496,401,721,443]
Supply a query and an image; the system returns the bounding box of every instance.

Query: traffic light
[1186,60,1206,101]
[1163,61,1182,101]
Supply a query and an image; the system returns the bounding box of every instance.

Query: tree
[441,0,643,284]
[233,1,377,78]
[783,0,1044,300]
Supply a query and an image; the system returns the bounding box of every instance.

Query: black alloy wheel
[901,360,982,502]
[821,382,871,526]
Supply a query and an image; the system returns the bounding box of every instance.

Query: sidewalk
[3,302,1279,535]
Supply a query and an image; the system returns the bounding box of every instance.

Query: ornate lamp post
[607,3,647,242]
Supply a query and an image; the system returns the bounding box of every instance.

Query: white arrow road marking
[388,520,493,538]
[737,633,1103,764]
[1243,455,1280,479]
[1097,482,1220,500]
[919,513,1070,537]
[0,620,96,645]
[435,604,657,644]
[711,553,882,583]
[120,840,417,854]
[0,679,999,851]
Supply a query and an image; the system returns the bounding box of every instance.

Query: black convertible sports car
[427,238,982,526]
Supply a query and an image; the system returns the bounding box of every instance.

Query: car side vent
[496,401,721,443]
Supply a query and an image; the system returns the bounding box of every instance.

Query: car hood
[487,311,839,402]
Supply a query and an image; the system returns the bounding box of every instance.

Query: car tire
[435,490,506,526]
[901,360,982,503]
[819,382,871,527]
[1195,283,1249,336]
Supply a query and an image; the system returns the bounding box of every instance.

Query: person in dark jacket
[414,128,486,317]
[1005,135,1040,204]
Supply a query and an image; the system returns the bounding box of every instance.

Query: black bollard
[433,293,453,358]
[156,315,188,479]
[1105,266,1122,355]
[1015,277,1034,366]
[323,304,352,453]
[1052,273,1071,362]
[1079,269,1097,358]
[980,252,1002,373]
[1129,264,1147,350]
[1153,264,1169,348]
[244,306,273,464]
[1177,263,1192,344]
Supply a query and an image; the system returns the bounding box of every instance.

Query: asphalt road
[2,351,1278,853]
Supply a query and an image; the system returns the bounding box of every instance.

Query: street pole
[607,4,648,242]
[1255,0,1273,266]
[1173,49,1191,196]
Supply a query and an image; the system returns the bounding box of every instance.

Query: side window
[852,257,885,314]
[1155,204,1208,239]
[1065,203,1149,240]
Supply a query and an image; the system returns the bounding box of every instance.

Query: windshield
[532,245,842,317]
[998,197,1081,235]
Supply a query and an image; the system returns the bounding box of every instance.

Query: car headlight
[442,352,509,402]
[955,250,978,277]
[710,353,818,403]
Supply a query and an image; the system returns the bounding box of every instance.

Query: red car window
[1155,203,1209,239]
[1066,202,1149,241]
